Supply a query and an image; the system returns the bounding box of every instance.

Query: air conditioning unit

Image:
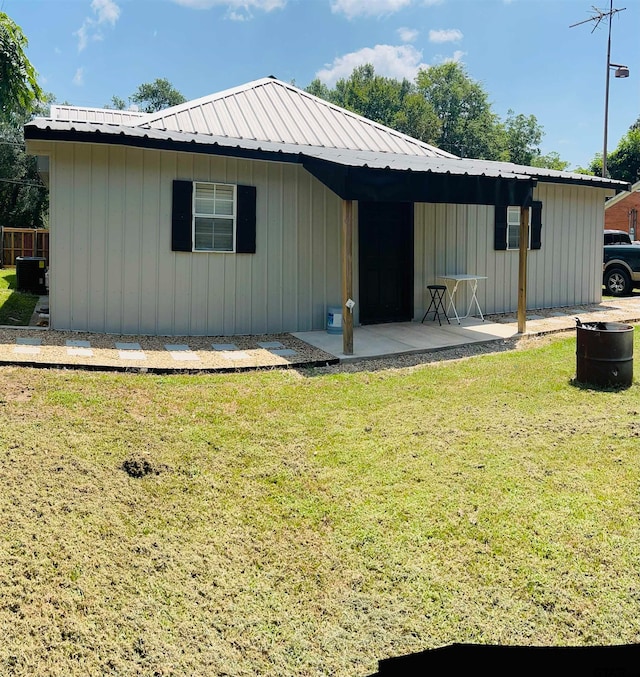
[16,257,48,295]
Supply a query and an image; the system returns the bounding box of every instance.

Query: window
[194,182,235,252]
[171,180,256,254]
[506,206,531,250]
[494,202,542,251]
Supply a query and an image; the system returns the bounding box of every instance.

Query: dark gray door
[358,201,414,324]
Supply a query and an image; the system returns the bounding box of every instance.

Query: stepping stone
[115,342,146,360]
[14,345,41,355]
[67,347,94,357]
[219,350,250,360]
[257,341,285,349]
[14,337,41,355]
[212,343,240,351]
[165,344,200,361]
[66,339,94,357]
[270,348,297,357]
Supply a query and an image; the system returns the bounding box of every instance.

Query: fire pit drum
[576,320,634,388]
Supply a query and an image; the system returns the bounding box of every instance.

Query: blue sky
[4,0,639,170]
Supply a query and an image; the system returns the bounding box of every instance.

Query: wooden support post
[517,205,530,334]
[341,199,354,355]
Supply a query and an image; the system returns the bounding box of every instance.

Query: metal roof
[138,77,457,159]
[25,118,631,194]
[50,105,149,126]
[604,179,640,209]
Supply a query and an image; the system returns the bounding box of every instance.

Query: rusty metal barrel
[576,320,634,387]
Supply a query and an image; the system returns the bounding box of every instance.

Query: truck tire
[604,267,632,296]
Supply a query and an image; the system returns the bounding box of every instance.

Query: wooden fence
[1,228,49,266]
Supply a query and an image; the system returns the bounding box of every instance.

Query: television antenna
[570,4,626,32]
[570,3,628,177]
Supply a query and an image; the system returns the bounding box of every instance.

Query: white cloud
[92,0,120,25]
[331,0,411,19]
[75,0,121,52]
[397,27,419,43]
[317,44,428,86]
[73,68,85,86]
[428,28,462,43]
[75,24,90,52]
[443,49,465,63]
[422,0,443,5]
[171,0,286,11]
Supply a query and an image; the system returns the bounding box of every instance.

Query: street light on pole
[571,2,628,178]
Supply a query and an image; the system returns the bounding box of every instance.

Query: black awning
[302,156,536,206]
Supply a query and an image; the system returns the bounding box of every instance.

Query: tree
[0,12,42,123]
[0,95,52,230]
[0,13,47,231]
[415,62,503,159]
[606,128,640,184]
[108,95,127,110]
[306,63,568,166]
[306,65,441,146]
[502,109,543,166]
[130,78,186,113]
[530,152,570,171]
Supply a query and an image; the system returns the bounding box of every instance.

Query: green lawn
[0,268,40,325]
[0,333,639,675]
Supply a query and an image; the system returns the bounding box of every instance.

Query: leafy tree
[0,95,52,230]
[606,128,640,184]
[530,152,570,171]
[502,109,543,166]
[306,78,333,102]
[130,78,186,113]
[415,62,503,159]
[0,13,41,123]
[306,65,440,146]
[108,95,127,110]
[0,13,48,232]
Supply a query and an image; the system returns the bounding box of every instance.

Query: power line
[0,178,47,189]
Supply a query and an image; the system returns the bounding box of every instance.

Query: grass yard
[0,268,39,325]
[0,332,640,675]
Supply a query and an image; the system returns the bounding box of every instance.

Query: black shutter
[236,185,257,254]
[172,180,193,252]
[494,204,507,250]
[530,200,542,250]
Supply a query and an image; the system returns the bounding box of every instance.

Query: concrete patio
[295,295,640,362]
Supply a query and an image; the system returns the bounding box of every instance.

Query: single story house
[604,180,640,239]
[25,77,629,350]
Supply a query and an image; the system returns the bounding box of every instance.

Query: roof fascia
[24,125,304,165]
[604,179,640,208]
[534,174,630,193]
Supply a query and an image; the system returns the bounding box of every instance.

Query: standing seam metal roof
[139,77,456,158]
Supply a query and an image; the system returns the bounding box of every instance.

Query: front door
[358,201,414,325]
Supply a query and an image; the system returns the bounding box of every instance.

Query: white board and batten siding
[414,182,613,318]
[40,141,342,336]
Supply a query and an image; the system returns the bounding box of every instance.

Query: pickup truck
[603,230,640,296]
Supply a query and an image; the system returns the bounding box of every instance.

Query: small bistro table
[438,274,488,324]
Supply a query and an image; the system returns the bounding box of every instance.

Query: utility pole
[570,3,628,178]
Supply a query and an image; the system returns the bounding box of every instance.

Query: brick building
[605,180,640,239]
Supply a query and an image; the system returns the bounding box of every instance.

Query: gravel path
[2,296,640,374]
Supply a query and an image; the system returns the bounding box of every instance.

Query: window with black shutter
[171,180,256,253]
[494,201,542,251]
